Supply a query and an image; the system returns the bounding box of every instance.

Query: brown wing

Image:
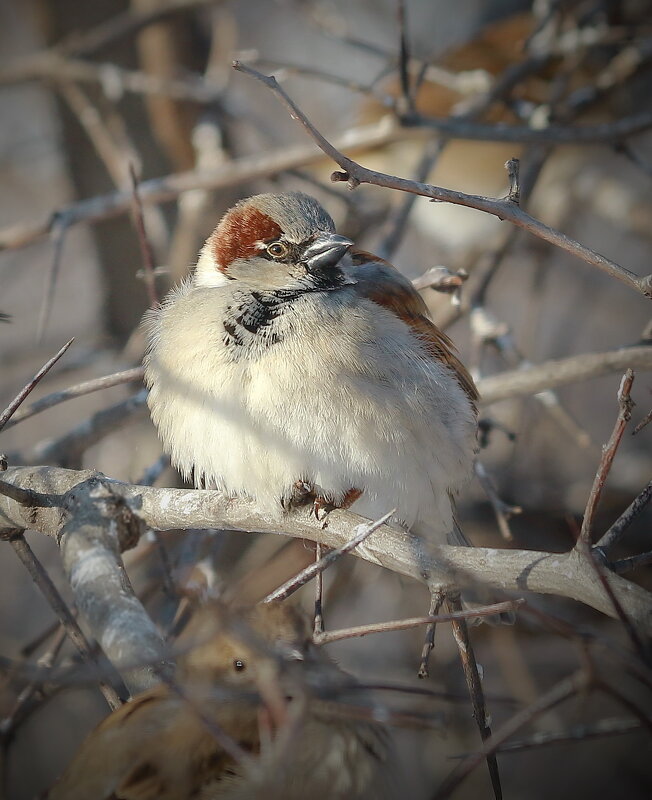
[347,249,478,409]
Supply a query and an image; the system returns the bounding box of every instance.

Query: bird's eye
[266,241,288,259]
[233,659,246,672]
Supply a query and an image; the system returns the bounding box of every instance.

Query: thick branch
[1,467,650,636]
[57,478,169,693]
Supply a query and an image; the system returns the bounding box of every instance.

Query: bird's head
[194,192,353,293]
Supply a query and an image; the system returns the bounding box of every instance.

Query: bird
[143,191,478,556]
[47,601,396,800]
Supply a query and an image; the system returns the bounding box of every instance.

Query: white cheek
[193,247,231,288]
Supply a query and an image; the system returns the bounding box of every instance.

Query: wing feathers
[347,250,478,408]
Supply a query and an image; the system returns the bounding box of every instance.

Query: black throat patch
[221,275,345,351]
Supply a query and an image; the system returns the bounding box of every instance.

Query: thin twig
[396,0,412,113]
[596,479,652,553]
[633,406,652,434]
[0,339,74,432]
[129,163,159,307]
[597,680,652,737]
[579,370,635,546]
[233,62,652,298]
[263,510,394,602]
[0,480,54,508]
[446,594,502,800]
[2,366,145,432]
[313,542,324,636]
[477,346,652,405]
[29,389,148,468]
[474,461,522,543]
[0,624,68,743]
[612,550,652,574]
[432,671,589,799]
[459,717,641,755]
[8,532,121,709]
[315,601,522,645]
[37,220,68,342]
[580,540,651,667]
[417,591,444,680]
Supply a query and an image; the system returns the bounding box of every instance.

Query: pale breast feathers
[346,250,478,410]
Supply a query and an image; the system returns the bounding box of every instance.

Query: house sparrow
[144,192,478,556]
[47,602,395,800]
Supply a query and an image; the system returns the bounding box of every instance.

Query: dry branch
[2,367,144,431]
[0,467,650,639]
[0,120,409,252]
[476,346,652,405]
[233,62,652,298]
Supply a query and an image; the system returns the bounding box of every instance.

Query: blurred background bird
[47,602,398,800]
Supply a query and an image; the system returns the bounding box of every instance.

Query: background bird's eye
[233,659,246,672]
[266,242,288,258]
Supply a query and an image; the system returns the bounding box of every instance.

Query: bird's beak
[303,234,353,272]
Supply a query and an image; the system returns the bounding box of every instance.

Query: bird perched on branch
[144,191,478,562]
[47,602,395,800]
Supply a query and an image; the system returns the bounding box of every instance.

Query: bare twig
[460,717,642,755]
[612,550,652,574]
[433,671,589,799]
[633,406,652,434]
[0,338,74,433]
[0,119,408,252]
[446,594,502,800]
[579,370,635,546]
[57,0,217,57]
[29,389,148,468]
[477,346,652,405]
[470,306,592,449]
[8,532,121,709]
[2,366,144,432]
[474,461,522,543]
[0,624,68,742]
[596,479,652,554]
[396,0,412,113]
[417,591,444,680]
[314,600,523,645]
[37,221,68,342]
[0,480,54,508]
[263,510,394,602]
[129,163,159,307]
[233,62,652,298]
[313,542,324,637]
